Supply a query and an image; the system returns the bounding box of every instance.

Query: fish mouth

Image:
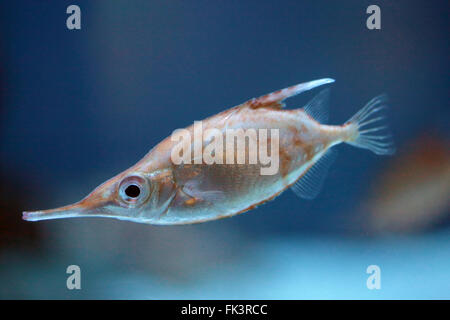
[22,202,86,221]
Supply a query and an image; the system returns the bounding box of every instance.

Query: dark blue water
[0,1,448,299]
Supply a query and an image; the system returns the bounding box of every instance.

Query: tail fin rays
[345,95,395,155]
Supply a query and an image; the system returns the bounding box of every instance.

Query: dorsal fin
[291,148,337,200]
[246,78,335,110]
[303,88,330,124]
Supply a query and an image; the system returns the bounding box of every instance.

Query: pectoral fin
[170,179,226,209]
[182,180,225,204]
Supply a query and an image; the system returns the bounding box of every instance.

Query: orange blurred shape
[368,134,450,233]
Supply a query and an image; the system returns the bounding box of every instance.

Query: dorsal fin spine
[246,78,335,110]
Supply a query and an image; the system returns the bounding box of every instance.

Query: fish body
[23,78,394,225]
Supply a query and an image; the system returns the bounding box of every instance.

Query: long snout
[22,202,86,221]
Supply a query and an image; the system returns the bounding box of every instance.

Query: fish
[23,78,395,225]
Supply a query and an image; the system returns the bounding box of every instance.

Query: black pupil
[125,184,140,198]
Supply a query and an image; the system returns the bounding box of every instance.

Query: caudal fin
[345,94,395,155]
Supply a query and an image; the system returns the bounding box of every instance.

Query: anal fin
[291,148,337,200]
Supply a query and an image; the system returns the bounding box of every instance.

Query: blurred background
[0,0,448,299]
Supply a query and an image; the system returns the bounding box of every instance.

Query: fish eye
[125,184,140,198]
[118,174,150,207]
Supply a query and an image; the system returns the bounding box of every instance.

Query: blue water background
[0,0,448,299]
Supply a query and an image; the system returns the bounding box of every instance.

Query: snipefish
[23,78,394,225]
